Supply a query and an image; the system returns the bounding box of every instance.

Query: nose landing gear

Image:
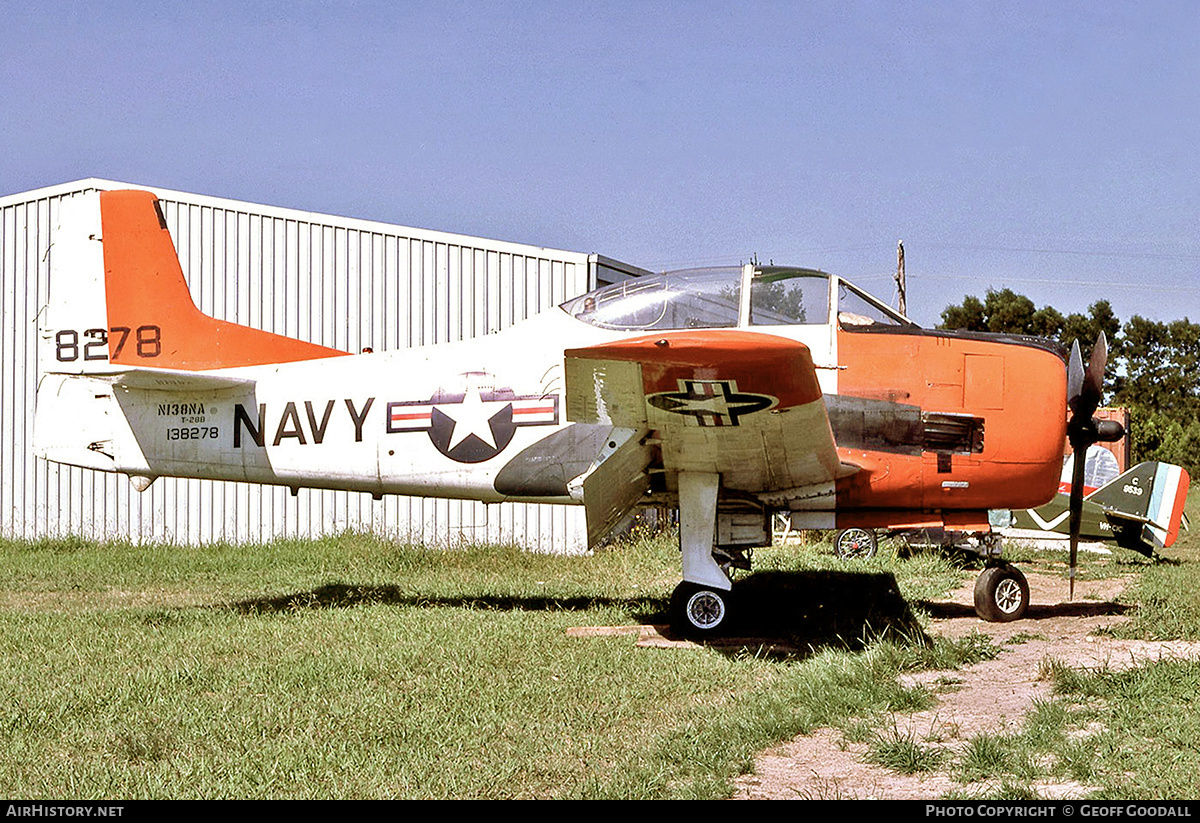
[973,563,1030,622]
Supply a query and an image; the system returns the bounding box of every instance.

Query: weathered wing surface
[564,330,849,500]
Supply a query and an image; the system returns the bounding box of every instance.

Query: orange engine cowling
[832,325,1067,515]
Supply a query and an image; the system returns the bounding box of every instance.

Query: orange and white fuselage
[35,190,1071,617]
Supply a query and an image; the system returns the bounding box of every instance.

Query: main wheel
[834,527,878,560]
[973,565,1030,622]
[670,582,730,638]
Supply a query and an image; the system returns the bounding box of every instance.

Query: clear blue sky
[4,0,1198,329]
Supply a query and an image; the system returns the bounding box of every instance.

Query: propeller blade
[1067,340,1084,409]
[1064,332,1111,600]
[1084,331,1108,403]
[1067,449,1086,600]
[1069,332,1108,420]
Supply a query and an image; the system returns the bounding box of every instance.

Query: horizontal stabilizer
[34,374,123,471]
[70,365,256,393]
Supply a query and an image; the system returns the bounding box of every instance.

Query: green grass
[866,728,945,774]
[3,487,1199,799]
[0,527,987,799]
[888,489,1200,799]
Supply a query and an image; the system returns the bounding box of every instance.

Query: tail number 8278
[54,326,162,361]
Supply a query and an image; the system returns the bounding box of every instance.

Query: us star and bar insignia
[646,378,776,427]
[387,371,559,463]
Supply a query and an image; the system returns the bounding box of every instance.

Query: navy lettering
[231,398,375,448]
[273,402,307,445]
[345,398,374,442]
[234,403,266,448]
[305,400,335,444]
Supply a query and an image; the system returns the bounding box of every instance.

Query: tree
[983,288,1036,334]
[939,289,1111,354]
[1130,411,1200,470]
[940,289,1039,334]
[1061,300,1120,353]
[1116,316,1200,437]
[940,295,986,332]
[1062,300,1123,386]
[1028,306,1065,339]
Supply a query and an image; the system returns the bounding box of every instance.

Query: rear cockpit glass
[749,269,829,326]
[562,267,741,331]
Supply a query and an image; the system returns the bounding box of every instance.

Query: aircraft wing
[564,330,848,502]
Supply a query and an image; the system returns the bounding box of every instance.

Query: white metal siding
[0,179,612,551]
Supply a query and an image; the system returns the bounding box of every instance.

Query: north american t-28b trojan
[35,190,1137,635]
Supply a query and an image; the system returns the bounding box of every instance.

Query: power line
[919,242,1200,263]
[917,273,1200,294]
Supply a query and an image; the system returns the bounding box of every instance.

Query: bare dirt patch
[732,570,1200,800]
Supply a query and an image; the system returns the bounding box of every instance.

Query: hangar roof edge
[1,177,600,263]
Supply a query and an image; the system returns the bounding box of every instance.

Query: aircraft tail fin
[1088,461,1191,551]
[35,189,347,479]
[40,189,346,377]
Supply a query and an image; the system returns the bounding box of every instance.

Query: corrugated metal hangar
[0,178,646,551]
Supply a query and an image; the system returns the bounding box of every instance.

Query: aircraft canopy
[560,265,914,332]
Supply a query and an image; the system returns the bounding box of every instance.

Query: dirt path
[731,570,1200,800]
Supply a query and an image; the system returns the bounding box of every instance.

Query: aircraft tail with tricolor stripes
[1009,460,1190,557]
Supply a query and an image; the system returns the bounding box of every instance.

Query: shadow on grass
[228,584,653,616]
[919,598,1133,620]
[712,570,930,652]
[227,568,929,655]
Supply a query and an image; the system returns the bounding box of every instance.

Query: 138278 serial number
[166,426,220,441]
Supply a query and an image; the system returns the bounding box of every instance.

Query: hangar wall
[0,179,644,551]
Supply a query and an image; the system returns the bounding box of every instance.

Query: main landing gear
[668,472,1035,634]
[670,582,730,636]
[670,472,737,639]
[834,527,878,560]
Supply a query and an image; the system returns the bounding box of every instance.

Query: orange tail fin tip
[100,190,347,370]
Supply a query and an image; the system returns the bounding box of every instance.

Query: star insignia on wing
[647,379,776,427]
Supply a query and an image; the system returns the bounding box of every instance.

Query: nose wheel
[973,563,1029,622]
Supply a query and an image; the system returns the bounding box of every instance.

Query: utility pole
[895,240,907,317]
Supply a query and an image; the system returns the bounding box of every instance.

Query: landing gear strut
[670,472,735,638]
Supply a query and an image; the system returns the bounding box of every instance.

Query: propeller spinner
[1065,333,1125,598]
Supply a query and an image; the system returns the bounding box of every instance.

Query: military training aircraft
[35,189,1128,635]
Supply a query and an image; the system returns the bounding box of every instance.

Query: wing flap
[567,427,654,547]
